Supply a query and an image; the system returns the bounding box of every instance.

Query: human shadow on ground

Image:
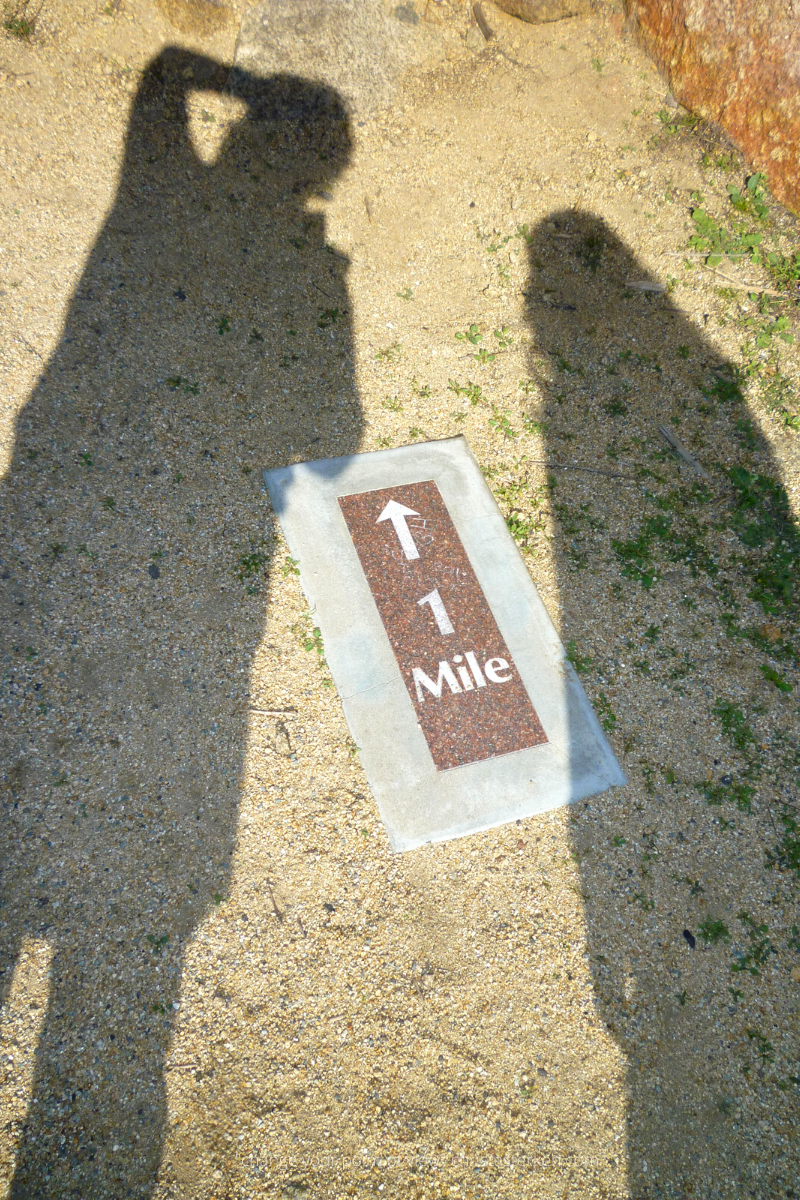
[0,49,360,1197]
[523,212,799,1197]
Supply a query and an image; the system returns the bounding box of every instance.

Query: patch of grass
[760,663,792,693]
[595,691,617,732]
[757,370,800,429]
[728,467,800,614]
[731,912,775,976]
[712,699,755,754]
[317,307,343,329]
[655,109,701,136]
[689,173,800,292]
[766,808,800,878]
[396,288,413,301]
[575,233,604,273]
[556,499,605,571]
[566,640,593,674]
[689,208,763,268]
[611,514,670,587]
[381,396,403,412]
[281,556,300,578]
[235,543,269,593]
[488,407,517,440]
[504,509,543,549]
[375,342,401,363]
[697,918,730,945]
[455,324,483,346]
[485,232,515,253]
[709,151,739,173]
[522,415,549,436]
[727,172,768,219]
[765,249,800,292]
[303,625,324,659]
[493,475,548,553]
[698,777,754,812]
[741,313,794,352]
[449,379,484,405]
[3,1,39,39]
[746,1029,775,1065]
[166,375,199,395]
[556,354,582,376]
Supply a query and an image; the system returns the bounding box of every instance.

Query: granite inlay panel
[339,480,547,771]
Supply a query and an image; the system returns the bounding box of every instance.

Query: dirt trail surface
[1,2,799,1198]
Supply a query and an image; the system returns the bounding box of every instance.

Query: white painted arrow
[376,499,421,561]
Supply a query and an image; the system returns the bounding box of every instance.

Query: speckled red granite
[339,479,547,772]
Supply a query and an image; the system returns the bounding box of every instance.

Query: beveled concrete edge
[263,437,626,852]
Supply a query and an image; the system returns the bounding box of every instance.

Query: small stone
[148,563,160,579]
[491,0,590,22]
[791,966,800,982]
[394,3,419,24]
[683,929,696,949]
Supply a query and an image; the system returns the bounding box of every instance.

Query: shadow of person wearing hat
[522,209,799,1196]
[0,49,360,1198]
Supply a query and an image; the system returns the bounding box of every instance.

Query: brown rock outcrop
[625,0,800,214]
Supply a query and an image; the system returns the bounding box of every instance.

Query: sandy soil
[0,2,798,1198]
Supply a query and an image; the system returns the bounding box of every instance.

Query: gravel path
[0,2,798,1198]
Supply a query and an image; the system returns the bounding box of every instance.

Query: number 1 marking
[418,588,455,636]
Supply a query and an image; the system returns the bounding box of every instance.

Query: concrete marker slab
[264,436,625,852]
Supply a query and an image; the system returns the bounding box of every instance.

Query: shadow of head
[128,47,353,195]
[522,207,706,357]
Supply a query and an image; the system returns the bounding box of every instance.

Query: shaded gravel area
[0,2,798,1198]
